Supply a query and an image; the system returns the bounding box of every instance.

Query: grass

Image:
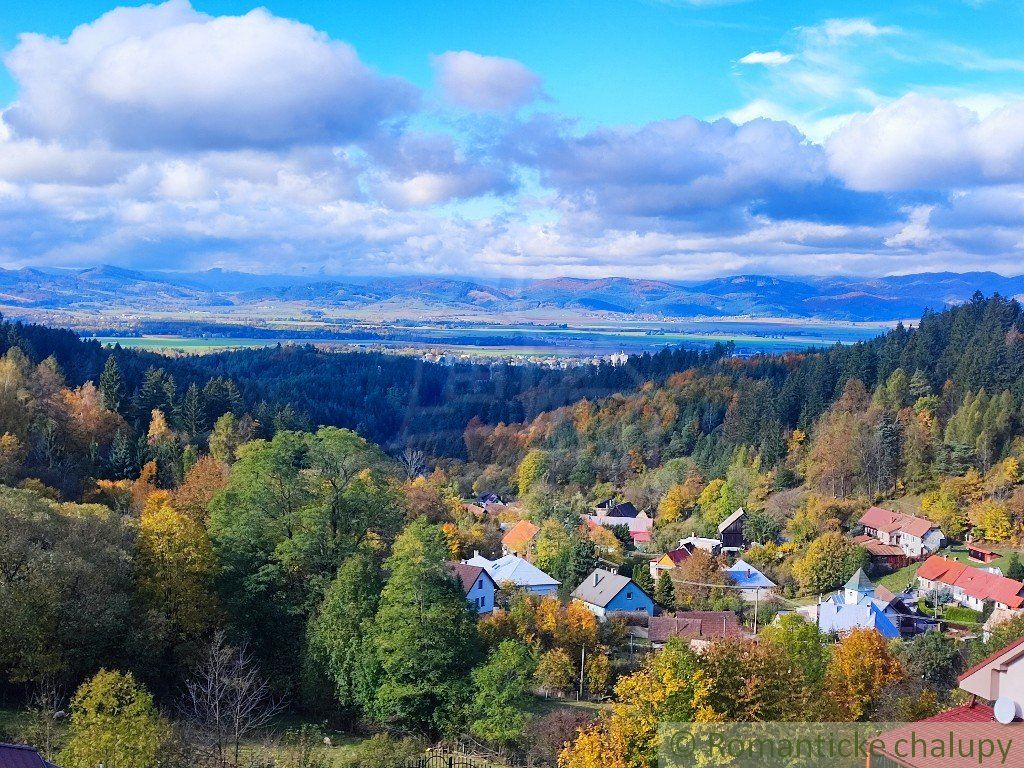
[877,561,921,593]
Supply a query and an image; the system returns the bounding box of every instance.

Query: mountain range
[0,266,1022,323]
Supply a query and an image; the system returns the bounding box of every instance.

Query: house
[968,542,1001,564]
[587,511,653,537]
[678,534,722,556]
[648,611,746,651]
[806,568,922,638]
[917,555,1024,613]
[501,519,539,558]
[447,562,497,614]
[722,558,776,602]
[853,534,909,570]
[571,568,655,620]
[869,636,1024,767]
[649,546,690,581]
[477,492,504,506]
[717,508,746,550]
[858,506,945,559]
[0,743,60,768]
[601,501,640,518]
[464,553,560,595]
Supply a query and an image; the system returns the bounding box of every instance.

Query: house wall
[466,576,496,614]
[604,585,655,616]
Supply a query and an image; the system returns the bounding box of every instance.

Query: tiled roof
[648,611,744,644]
[917,555,968,583]
[817,601,900,638]
[0,744,57,768]
[917,555,1024,609]
[859,506,938,539]
[663,547,691,565]
[853,534,905,557]
[501,519,539,552]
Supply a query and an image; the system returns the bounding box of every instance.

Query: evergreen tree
[179,382,206,442]
[655,571,676,610]
[99,355,122,412]
[109,429,135,479]
[632,563,655,596]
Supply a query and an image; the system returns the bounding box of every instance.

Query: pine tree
[632,563,655,596]
[109,429,134,479]
[655,571,676,610]
[99,355,123,412]
[179,383,206,441]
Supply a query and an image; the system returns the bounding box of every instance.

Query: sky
[1,0,1024,279]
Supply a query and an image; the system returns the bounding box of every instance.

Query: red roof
[917,555,1024,609]
[968,543,997,555]
[630,530,652,543]
[859,506,938,538]
[872,704,1024,767]
[917,554,968,582]
[664,547,691,565]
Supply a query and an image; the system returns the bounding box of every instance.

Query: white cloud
[827,94,1024,191]
[818,18,900,42]
[739,51,793,66]
[432,51,543,111]
[3,0,417,149]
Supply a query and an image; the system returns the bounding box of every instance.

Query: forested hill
[1,293,1021,500]
[0,313,730,458]
[465,293,1024,493]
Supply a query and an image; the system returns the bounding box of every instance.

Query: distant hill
[0,266,1022,322]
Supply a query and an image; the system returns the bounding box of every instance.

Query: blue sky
[1,0,1023,278]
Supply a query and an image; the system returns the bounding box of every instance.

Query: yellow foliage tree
[823,628,904,721]
[137,491,217,641]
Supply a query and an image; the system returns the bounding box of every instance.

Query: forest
[3,293,1024,767]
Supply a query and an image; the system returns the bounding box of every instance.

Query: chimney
[593,572,601,586]
[473,550,479,559]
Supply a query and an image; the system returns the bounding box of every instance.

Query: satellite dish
[994,697,1019,725]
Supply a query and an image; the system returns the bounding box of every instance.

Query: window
[626,591,633,600]
[477,578,483,590]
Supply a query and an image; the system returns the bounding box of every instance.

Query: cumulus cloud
[739,51,793,66]
[432,51,543,111]
[3,0,417,149]
[0,2,1023,278]
[827,94,1024,191]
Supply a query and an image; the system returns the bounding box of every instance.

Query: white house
[858,506,944,559]
[917,555,1024,613]
[464,553,560,596]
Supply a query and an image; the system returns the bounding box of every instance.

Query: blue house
[571,568,655,620]
[814,568,902,639]
[448,562,497,614]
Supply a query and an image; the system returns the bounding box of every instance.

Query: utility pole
[578,646,585,701]
[753,587,760,634]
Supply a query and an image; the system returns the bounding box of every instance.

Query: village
[449,491,1024,670]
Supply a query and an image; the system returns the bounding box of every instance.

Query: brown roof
[664,547,691,565]
[501,519,539,552]
[648,611,744,644]
[445,562,494,595]
[853,534,905,558]
[859,506,938,539]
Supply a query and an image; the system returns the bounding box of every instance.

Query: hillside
[1,267,1023,322]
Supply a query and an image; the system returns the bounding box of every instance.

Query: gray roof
[571,568,637,608]
[464,554,560,588]
[845,568,874,593]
